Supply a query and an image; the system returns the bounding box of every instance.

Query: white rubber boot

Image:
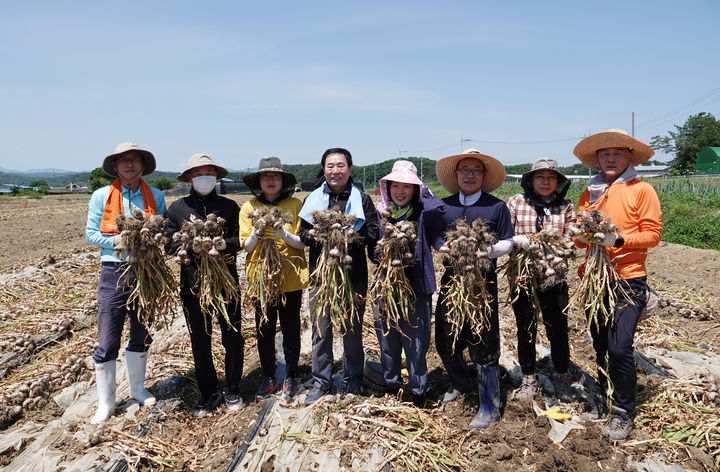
[125,350,156,406]
[91,360,116,424]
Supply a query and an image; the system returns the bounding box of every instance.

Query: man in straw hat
[85,142,167,423]
[165,153,244,417]
[434,149,514,429]
[573,129,662,441]
[507,157,576,402]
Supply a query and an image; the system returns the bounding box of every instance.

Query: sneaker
[552,373,575,402]
[255,376,278,402]
[438,386,463,403]
[224,389,243,412]
[304,385,331,405]
[193,391,223,417]
[280,377,298,403]
[340,381,361,396]
[515,375,539,400]
[601,406,634,441]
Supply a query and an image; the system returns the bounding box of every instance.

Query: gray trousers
[93,263,152,363]
[310,288,365,391]
[374,294,431,395]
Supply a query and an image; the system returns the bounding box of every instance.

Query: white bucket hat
[103,142,156,178]
[177,153,229,182]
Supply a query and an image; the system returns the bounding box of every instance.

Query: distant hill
[1,169,182,187]
[0,157,597,189]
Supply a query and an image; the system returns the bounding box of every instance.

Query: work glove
[594,232,624,247]
[512,234,530,250]
[540,407,572,422]
[112,235,122,247]
[576,233,591,244]
[269,228,287,240]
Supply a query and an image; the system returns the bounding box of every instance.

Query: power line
[635,86,720,131]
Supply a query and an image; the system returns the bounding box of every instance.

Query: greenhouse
[696,146,720,174]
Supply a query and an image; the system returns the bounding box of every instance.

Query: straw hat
[436,149,506,194]
[573,129,654,170]
[177,153,229,182]
[242,156,297,192]
[103,142,156,177]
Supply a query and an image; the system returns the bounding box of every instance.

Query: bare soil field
[1,194,719,471]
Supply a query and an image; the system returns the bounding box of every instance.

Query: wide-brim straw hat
[103,142,156,178]
[436,148,506,194]
[242,156,297,191]
[573,129,654,170]
[177,153,229,182]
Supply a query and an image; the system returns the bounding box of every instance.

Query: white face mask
[192,175,217,195]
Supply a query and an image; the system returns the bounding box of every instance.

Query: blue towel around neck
[299,182,366,231]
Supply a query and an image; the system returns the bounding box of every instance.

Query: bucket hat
[436,149,505,194]
[379,160,423,188]
[243,156,297,193]
[573,129,654,170]
[521,157,568,185]
[103,142,156,178]
[177,153,229,182]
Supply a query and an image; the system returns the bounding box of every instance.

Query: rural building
[696,147,720,174]
[635,164,669,178]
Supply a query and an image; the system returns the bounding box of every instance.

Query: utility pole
[363,166,366,189]
[460,134,471,152]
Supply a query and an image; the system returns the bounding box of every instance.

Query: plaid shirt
[507,193,576,236]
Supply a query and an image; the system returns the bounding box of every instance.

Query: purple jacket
[435,192,514,271]
[376,186,445,296]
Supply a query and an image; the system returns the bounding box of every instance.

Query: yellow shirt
[239,197,309,292]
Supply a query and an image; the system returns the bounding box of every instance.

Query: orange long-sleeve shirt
[577,179,662,280]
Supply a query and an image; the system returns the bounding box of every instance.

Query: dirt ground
[1,194,719,471]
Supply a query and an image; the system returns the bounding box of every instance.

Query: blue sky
[1,1,718,172]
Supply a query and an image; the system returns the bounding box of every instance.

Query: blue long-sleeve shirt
[86,183,167,262]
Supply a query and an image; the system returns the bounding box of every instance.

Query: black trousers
[435,270,499,366]
[181,267,244,399]
[588,276,647,414]
[254,290,302,379]
[512,281,570,375]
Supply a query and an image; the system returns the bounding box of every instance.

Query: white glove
[244,229,259,252]
[596,232,619,247]
[112,235,121,247]
[269,228,287,240]
[213,236,226,251]
[512,235,530,250]
[576,233,590,244]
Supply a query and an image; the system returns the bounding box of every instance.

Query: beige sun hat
[177,153,229,182]
[103,142,156,178]
[436,148,506,194]
[573,129,654,170]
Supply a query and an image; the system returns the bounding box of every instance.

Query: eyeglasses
[116,156,142,164]
[456,167,485,177]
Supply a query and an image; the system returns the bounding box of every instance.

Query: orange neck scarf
[100,179,158,235]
